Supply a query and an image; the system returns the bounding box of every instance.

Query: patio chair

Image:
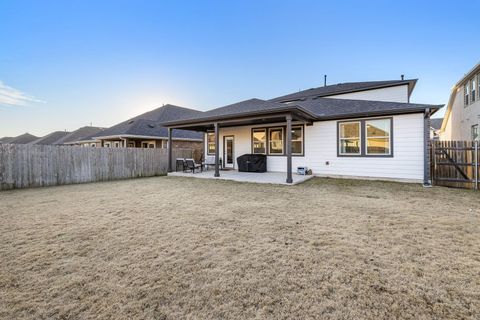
[185,158,202,173]
[202,155,216,171]
[176,158,186,172]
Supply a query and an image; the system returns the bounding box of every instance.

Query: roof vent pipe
[324,75,327,87]
[401,74,405,80]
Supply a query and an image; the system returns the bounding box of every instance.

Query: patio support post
[214,122,220,177]
[286,114,293,184]
[167,127,173,173]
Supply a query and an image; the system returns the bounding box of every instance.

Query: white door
[224,136,234,169]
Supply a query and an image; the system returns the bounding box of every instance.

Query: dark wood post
[286,114,293,184]
[167,127,173,173]
[214,123,220,177]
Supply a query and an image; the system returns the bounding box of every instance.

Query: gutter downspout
[423,108,432,187]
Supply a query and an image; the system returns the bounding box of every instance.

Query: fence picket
[0,144,193,191]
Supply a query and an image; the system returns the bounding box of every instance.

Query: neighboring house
[439,62,480,141]
[2,133,39,144]
[92,104,203,151]
[430,118,443,140]
[163,79,442,184]
[29,131,71,145]
[0,137,13,143]
[55,126,106,146]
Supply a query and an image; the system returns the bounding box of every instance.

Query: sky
[1,0,479,137]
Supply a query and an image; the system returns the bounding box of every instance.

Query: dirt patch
[0,177,479,319]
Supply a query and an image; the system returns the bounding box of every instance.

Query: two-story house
[440,62,480,140]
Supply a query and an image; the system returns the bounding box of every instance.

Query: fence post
[475,140,478,190]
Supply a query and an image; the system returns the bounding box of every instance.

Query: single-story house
[1,133,39,144]
[91,104,204,154]
[162,79,442,184]
[28,131,71,145]
[55,126,106,147]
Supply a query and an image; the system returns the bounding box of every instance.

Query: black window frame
[206,131,216,155]
[251,128,267,155]
[250,124,305,157]
[472,124,479,141]
[337,117,394,158]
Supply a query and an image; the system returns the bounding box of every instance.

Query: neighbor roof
[5,133,39,144]
[0,137,13,143]
[95,104,204,140]
[29,131,71,145]
[162,97,442,127]
[55,126,106,145]
[430,118,444,130]
[270,79,417,103]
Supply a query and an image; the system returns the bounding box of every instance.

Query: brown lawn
[0,176,479,319]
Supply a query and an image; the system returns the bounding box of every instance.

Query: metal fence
[0,144,193,191]
[431,140,479,190]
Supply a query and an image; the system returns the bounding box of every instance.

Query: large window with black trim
[251,125,304,156]
[338,118,393,157]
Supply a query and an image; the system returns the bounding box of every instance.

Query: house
[162,79,442,184]
[430,118,443,140]
[55,126,106,146]
[2,133,39,144]
[439,62,480,141]
[0,137,13,143]
[29,131,71,145]
[91,104,204,152]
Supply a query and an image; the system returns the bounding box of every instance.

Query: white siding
[328,85,409,103]
[205,113,425,182]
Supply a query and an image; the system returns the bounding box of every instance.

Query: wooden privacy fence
[431,140,479,190]
[0,144,193,190]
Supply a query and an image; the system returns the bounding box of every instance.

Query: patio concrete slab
[168,170,313,185]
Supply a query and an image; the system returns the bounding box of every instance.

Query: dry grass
[1,176,479,319]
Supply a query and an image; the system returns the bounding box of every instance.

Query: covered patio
[162,99,317,184]
[168,169,314,185]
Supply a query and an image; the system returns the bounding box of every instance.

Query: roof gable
[29,131,71,145]
[270,79,417,103]
[55,126,106,144]
[96,104,204,140]
[7,133,39,144]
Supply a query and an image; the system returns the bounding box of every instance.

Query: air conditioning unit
[297,166,308,175]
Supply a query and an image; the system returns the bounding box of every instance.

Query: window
[127,142,135,148]
[366,119,391,155]
[472,125,479,141]
[338,118,393,157]
[478,74,480,100]
[338,122,361,155]
[472,78,476,103]
[90,143,96,147]
[114,141,120,148]
[207,132,215,155]
[161,140,168,149]
[465,81,470,106]
[252,129,266,154]
[104,142,111,148]
[141,141,155,148]
[268,127,284,154]
[291,126,303,155]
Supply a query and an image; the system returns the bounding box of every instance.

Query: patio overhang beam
[166,111,313,131]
